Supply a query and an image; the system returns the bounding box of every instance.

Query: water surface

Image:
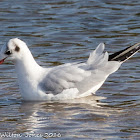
[0,0,140,139]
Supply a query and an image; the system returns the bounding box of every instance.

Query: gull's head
[0,38,28,64]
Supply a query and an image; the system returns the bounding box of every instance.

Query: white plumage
[0,38,138,101]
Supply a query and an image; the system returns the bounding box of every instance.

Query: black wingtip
[109,43,140,62]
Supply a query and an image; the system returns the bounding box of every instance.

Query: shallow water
[0,0,140,139]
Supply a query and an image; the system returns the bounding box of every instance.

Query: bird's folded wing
[39,43,121,96]
[39,63,91,94]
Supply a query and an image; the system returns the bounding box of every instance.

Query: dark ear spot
[15,45,20,52]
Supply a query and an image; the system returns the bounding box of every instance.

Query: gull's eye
[5,50,11,55]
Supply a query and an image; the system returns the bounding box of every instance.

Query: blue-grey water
[0,0,140,139]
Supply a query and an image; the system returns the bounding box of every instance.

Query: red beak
[0,58,6,64]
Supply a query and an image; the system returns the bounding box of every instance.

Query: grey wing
[39,63,91,94]
[39,43,121,96]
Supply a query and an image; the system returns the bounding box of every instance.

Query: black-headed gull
[0,38,140,101]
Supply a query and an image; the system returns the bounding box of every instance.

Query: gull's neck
[14,48,46,100]
[15,50,43,80]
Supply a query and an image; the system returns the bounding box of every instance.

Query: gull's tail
[109,43,140,62]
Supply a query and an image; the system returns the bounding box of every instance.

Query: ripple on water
[0,0,140,139]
